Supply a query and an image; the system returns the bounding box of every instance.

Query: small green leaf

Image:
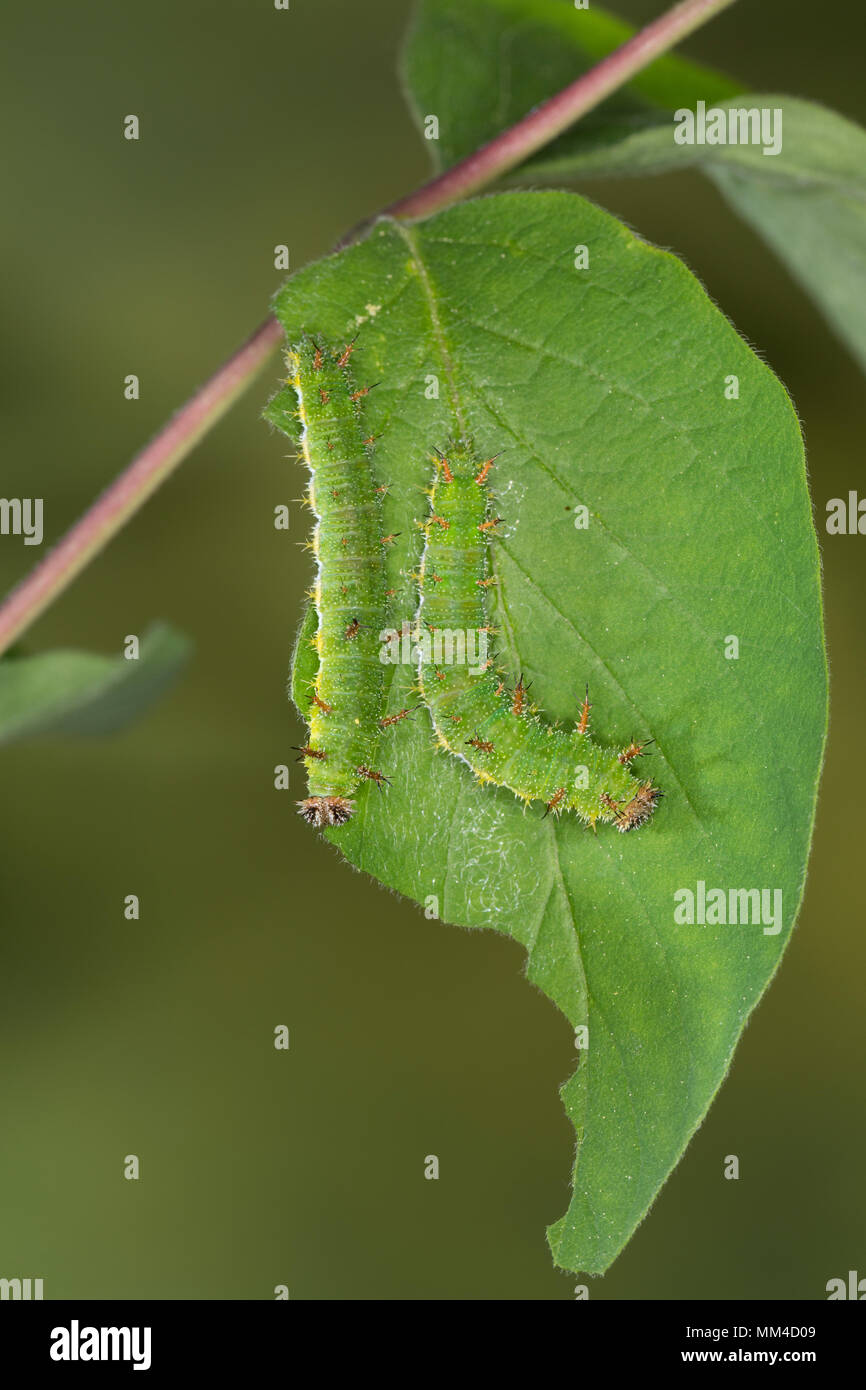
[272,190,826,1272]
[0,622,192,746]
[263,382,302,448]
[403,0,866,371]
[290,600,319,718]
[401,0,740,172]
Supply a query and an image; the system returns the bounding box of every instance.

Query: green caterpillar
[415,442,661,831]
[273,336,660,833]
[283,336,391,827]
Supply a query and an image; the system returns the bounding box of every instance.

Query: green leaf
[263,382,302,447]
[402,0,740,172]
[526,97,866,375]
[290,600,319,719]
[403,0,866,371]
[0,621,192,746]
[270,190,826,1273]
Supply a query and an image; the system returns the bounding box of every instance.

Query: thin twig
[0,0,737,658]
[0,319,282,655]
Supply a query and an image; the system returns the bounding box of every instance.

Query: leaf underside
[269,190,826,1273]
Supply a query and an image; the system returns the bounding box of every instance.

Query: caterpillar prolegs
[283,337,390,827]
[416,442,661,831]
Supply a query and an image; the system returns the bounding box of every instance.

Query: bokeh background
[1,0,863,1299]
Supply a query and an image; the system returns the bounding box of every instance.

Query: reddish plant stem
[0,318,283,654]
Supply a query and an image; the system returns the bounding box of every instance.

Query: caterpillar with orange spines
[269,335,661,833]
[276,335,391,828]
[415,441,661,831]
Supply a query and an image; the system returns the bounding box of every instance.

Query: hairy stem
[0,0,737,658]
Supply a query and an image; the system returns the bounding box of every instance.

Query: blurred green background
[1,0,863,1299]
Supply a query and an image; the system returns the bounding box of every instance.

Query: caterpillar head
[297,796,355,828]
[614,782,662,832]
[432,438,487,482]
